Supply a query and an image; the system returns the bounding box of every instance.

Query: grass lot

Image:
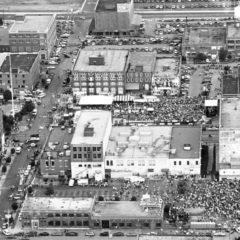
[0,0,84,11]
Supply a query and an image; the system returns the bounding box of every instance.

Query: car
[65,232,78,236]
[100,232,109,236]
[38,232,50,236]
[2,229,11,236]
[126,233,138,237]
[30,142,37,148]
[51,231,64,236]
[85,231,95,236]
[15,146,22,154]
[25,231,37,237]
[113,232,124,237]
[14,232,24,237]
[6,236,16,239]
[38,93,46,98]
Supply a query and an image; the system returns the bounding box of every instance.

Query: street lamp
[8,53,15,117]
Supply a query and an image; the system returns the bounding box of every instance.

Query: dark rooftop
[96,0,129,12]
[0,27,9,46]
[222,74,240,96]
[0,54,38,73]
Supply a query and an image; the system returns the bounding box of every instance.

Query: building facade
[73,50,128,95]
[9,15,57,59]
[0,27,10,53]
[0,53,40,96]
[227,23,240,58]
[125,51,156,95]
[70,110,112,180]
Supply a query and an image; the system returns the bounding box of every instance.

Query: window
[112,222,117,228]
[156,222,161,228]
[78,154,82,158]
[69,213,74,217]
[84,154,87,158]
[196,161,198,165]
[87,147,91,151]
[55,213,60,217]
[83,221,89,226]
[73,147,77,151]
[45,160,49,167]
[84,147,87,151]
[94,221,100,227]
[93,154,97,158]
[76,221,82,226]
[69,221,75,226]
[84,213,89,217]
[106,160,109,166]
[78,147,82,151]
[62,213,68,217]
[187,161,189,165]
[55,221,61,226]
[48,221,54,226]
[98,154,101,158]
[97,147,101,151]
[47,213,54,217]
[51,160,55,167]
[73,154,77,159]
[93,147,96,151]
[126,222,132,227]
[79,164,82,167]
[179,161,181,165]
[119,222,125,227]
[62,221,68,226]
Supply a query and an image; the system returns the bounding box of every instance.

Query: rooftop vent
[89,54,105,66]
[183,144,191,151]
[84,122,94,137]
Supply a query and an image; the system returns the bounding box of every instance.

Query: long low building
[21,195,163,230]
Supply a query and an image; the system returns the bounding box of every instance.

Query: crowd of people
[112,96,204,125]
[171,178,240,222]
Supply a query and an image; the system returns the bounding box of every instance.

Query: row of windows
[47,220,89,227]
[47,213,89,217]
[79,72,123,78]
[78,164,102,168]
[10,39,40,44]
[73,153,102,159]
[0,75,26,79]
[126,78,151,83]
[10,34,40,38]
[106,160,156,167]
[80,87,123,94]
[80,81,124,87]
[45,159,68,168]
[174,160,199,166]
[11,46,40,52]
[73,147,101,152]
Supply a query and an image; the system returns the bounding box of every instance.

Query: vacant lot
[0,0,84,11]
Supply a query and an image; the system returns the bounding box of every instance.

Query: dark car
[51,231,64,236]
[113,232,124,237]
[99,232,109,237]
[65,232,78,236]
[38,232,50,236]
[14,232,24,237]
[126,233,138,237]
[25,231,37,237]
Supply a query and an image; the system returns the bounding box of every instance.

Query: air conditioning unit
[183,144,191,151]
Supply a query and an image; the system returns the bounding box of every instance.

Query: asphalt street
[0,57,72,222]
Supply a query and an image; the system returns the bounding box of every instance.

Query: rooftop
[139,236,211,240]
[9,15,55,34]
[219,128,240,166]
[92,201,162,219]
[227,23,240,39]
[96,0,129,12]
[43,127,73,158]
[0,27,10,46]
[222,74,240,96]
[71,110,111,145]
[106,126,172,159]
[0,53,38,73]
[79,95,113,106]
[221,98,240,128]
[153,58,179,79]
[169,127,201,159]
[184,27,226,45]
[126,51,156,73]
[22,197,94,212]
[74,49,128,72]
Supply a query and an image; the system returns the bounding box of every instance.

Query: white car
[2,229,11,236]
[85,231,95,236]
[38,93,46,98]
[15,146,22,154]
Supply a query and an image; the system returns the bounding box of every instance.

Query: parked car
[85,231,95,236]
[38,232,50,236]
[126,233,138,237]
[51,231,64,236]
[100,232,109,237]
[65,232,78,236]
[113,232,124,237]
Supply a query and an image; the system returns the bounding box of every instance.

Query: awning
[79,95,113,106]
[125,83,139,90]
[113,95,134,102]
[205,99,218,107]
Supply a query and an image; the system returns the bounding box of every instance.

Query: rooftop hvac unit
[183,144,191,151]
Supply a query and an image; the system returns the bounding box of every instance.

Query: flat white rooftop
[71,110,111,145]
[74,49,128,72]
[9,15,54,34]
[22,197,94,212]
[221,98,240,128]
[79,95,113,106]
[106,126,172,159]
[219,129,240,166]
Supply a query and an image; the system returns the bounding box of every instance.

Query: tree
[0,18,3,26]
[2,165,7,173]
[27,186,33,194]
[177,180,188,195]
[219,48,228,62]
[45,183,54,196]
[65,169,71,181]
[131,196,137,201]
[14,112,23,121]
[21,101,35,114]
[98,196,104,201]
[3,89,12,102]
[3,115,14,134]
[194,52,207,63]
[10,148,15,155]
[11,202,18,211]
[6,156,11,164]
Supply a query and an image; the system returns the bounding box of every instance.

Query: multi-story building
[105,126,201,177]
[9,14,57,59]
[73,50,128,95]
[0,110,4,153]
[219,98,240,179]
[71,110,112,180]
[40,128,73,179]
[92,0,141,36]
[21,197,95,229]
[169,126,202,175]
[0,27,10,53]
[125,51,156,95]
[227,22,240,58]
[182,27,226,63]
[0,53,40,96]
